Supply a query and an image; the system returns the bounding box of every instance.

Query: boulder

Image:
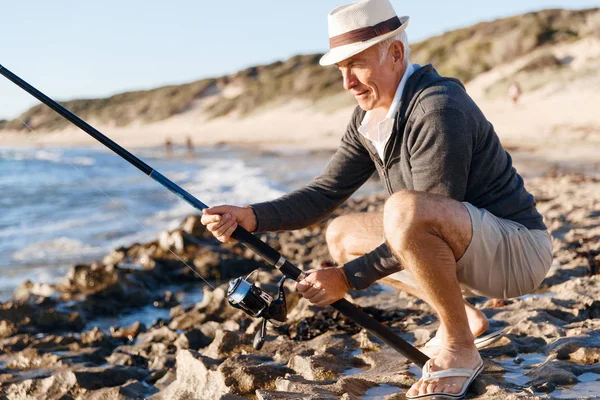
[153,350,228,400]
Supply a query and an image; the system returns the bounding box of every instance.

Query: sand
[1,38,599,165]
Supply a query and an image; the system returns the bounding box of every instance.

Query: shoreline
[1,172,599,398]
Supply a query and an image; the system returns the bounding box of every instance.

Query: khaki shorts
[388,202,553,299]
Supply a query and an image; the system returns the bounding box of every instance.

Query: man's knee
[383,190,433,244]
[325,215,350,264]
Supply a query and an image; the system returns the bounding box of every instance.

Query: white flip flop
[406,358,484,399]
[424,329,504,351]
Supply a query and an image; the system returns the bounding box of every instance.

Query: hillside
[1,7,598,134]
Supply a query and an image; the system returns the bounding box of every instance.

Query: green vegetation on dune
[1,79,215,132]
[410,8,595,83]
[2,8,598,132]
[205,54,342,119]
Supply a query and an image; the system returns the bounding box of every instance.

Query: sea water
[0,145,376,302]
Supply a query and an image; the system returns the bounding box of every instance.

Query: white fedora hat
[320,0,409,66]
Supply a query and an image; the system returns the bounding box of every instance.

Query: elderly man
[201,0,552,398]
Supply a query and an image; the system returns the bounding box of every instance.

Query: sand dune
[2,38,599,173]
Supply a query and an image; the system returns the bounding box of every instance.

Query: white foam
[0,213,116,239]
[0,149,95,166]
[11,237,104,262]
[143,159,284,227]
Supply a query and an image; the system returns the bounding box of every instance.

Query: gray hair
[378,31,410,66]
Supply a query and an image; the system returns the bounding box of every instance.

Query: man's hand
[200,205,257,242]
[296,266,352,306]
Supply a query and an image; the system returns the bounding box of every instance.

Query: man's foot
[407,345,482,398]
[421,307,490,358]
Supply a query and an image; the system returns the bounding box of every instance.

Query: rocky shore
[1,171,599,399]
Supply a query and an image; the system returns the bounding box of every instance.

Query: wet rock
[0,320,17,339]
[106,351,148,368]
[202,329,253,359]
[146,344,175,370]
[0,334,31,352]
[478,335,518,358]
[287,354,344,381]
[58,347,112,366]
[145,369,168,385]
[256,391,357,400]
[353,330,383,352]
[152,368,176,391]
[62,263,119,295]
[526,359,582,387]
[546,331,600,364]
[13,280,56,303]
[568,347,600,365]
[109,341,175,371]
[181,214,207,237]
[355,347,415,388]
[158,230,188,253]
[505,334,546,354]
[5,349,62,370]
[256,391,323,399]
[73,365,150,390]
[81,327,111,346]
[0,301,86,334]
[153,290,178,308]
[102,247,127,266]
[219,354,294,395]
[534,381,557,393]
[578,299,600,320]
[110,321,145,341]
[59,263,154,316]
[137,326,179,345]
[168,306,207,331]
[275,374,375,398]
[167,286,244,331]
[29,334,80,351]
[195,320,221,339]
[5,370,78,400]
[36,308,86,332]
[86,381,159,400]
[169,304,185,319]
[154,350,228,399]
[174,328,211,350]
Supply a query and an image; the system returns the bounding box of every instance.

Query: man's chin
[356,100,375,111]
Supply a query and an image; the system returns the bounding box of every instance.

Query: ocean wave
[11,237,105,262]
[0,213,116,239]
[0,149,95,166]
[143,159,285,226]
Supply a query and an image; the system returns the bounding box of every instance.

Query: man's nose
[342,69,357,91]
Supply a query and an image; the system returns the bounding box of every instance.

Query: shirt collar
[386,62,415,119]
[358,63,415,137]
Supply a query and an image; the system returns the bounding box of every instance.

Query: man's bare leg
[325,212,384,264]
[382,190,481,396]
[380,277,489,356]
[326,211,489,352]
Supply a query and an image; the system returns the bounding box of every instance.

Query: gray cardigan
[251,64,546,289]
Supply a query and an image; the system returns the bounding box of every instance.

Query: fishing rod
[0,64,429,367]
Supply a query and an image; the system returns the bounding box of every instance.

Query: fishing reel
[226,270,288,350]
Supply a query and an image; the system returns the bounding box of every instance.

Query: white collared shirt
[358,63,415,162]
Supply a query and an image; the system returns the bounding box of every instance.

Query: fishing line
[14,116,216,290]
[1,63,429,367]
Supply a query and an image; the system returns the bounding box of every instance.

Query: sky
[0,0,598,120]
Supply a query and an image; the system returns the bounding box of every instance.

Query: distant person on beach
[509,81,522,105]
[200,0,551,398]
[185,136,194,157]
[164,137,173,157]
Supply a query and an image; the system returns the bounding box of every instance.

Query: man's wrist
[243,206,258,232]
[337,265,354,290]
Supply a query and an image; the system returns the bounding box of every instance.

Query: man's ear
[391,41,405,65]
